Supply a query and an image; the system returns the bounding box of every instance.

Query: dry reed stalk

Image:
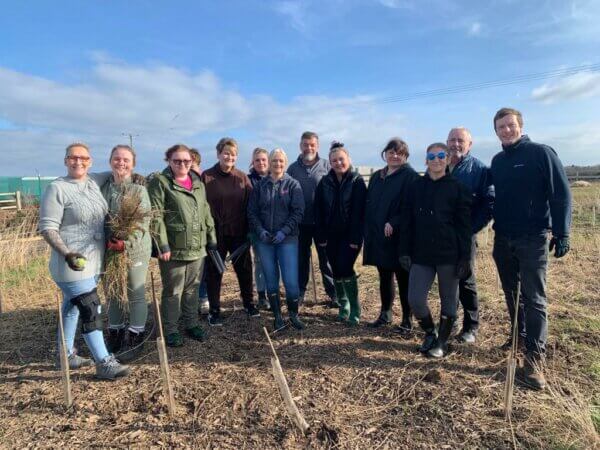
[104,185,154,310]
[150,272,176,417]
[504,281,521,420]
[263,327,310,435]
[56,292,73,408]
[310,252,318,306]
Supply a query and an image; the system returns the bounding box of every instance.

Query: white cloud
[377,0,415,9]
[531,71,600,103]
[273,1,309,32]
[0,60,417,175]
[468,22,482,36]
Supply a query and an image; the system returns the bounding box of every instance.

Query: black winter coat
[314,168,367,246]
[363,164,419,269]
[398,172,472,265]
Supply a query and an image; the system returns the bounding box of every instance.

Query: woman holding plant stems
[148,144,217,347]
[363,138,419,333]
[248,148,305,330]
[398,143,472,358]
[248,147,270,310]
[314,142,367,325]
[100,144,151,362]
[39,142,130,380]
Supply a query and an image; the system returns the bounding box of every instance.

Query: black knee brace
[70,288,103,333]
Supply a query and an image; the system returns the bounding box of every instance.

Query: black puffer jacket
[363,164,419,269]
[314,168,367,246]
[398,172,472,265]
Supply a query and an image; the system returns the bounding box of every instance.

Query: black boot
[268,293,285,331]
[394,316,413,336]
[286,298,305,330]
[417,315,437,353]
[107,328,125,353]
[427,316,456,358]
[118,329,146,363]
[257,291,270,311]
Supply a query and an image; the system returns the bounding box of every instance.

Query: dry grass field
[0,185,598,449]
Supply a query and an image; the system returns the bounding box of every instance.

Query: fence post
[15,191,22,211]
[593,206,596,228]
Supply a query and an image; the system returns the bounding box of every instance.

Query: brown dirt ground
[0,227,599,449]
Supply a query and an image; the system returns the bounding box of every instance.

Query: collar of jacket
[424,171,452,183]
[161,167,202,191]
[327,167,356,185]
[249,168,267,180]
[453,152,473,170]
[266,173,291,185]
[502,134,530,153]
[212,162,237,177]
[381,163,411,179]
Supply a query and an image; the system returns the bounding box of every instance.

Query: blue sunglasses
[426,151,447,161]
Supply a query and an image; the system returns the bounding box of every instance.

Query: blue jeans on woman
[56,276,109,363]
[254,240,300,300]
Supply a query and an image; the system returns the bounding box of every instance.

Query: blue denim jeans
[255,240,300,299]
[252,244,266,294]
[55,276,109,363]
[493,233,548,356]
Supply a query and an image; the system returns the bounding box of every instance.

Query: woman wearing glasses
[39,143,130,380]
[398,143,472,358]
[363,138,419,333]
[148,144,217,347]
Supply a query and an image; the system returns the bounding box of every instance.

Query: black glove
[399,255,411,272]
[259,230,272,243]
[549,236,570,258]
[131,172,147,186]
[65,253,86,271]
[456,259,472,280]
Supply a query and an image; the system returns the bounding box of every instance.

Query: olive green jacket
[100,177,152,264]
[147,168,216,261]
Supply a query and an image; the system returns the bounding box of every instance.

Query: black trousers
[325,235,360,279]
[206,235,254,313]
[298,224,336,299]
[377,266,410,320]
[458,236,479,331]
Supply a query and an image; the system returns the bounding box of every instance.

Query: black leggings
[325,235,360,278]
[377,266,410,319]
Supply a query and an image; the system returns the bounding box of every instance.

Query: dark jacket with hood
[247,174,305,243]
[490,135,571,238]
[363,164,419,269]
[398,172,472,265]
[314,168,367,246]
[451,153,495,234]
[248,168,267,189]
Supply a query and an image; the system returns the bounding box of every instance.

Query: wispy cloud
[273,1,309,32]
[468,21,482,36]
[531,71,600,103]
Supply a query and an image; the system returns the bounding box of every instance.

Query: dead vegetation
[0,187,599,449]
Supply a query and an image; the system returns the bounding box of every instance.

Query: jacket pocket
[166,224,187,250]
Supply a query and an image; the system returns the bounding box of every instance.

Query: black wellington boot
[268,293,285,331]
[427,316,456,358]
[118,329,146,363]
[107,328,125,353]
[417,315,437,354]
[286,298,306,330]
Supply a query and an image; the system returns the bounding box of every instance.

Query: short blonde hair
[65,142,90,157]
[216,137,238,154]
[269,148,288,166]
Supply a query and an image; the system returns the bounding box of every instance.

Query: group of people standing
[39,107,571,391]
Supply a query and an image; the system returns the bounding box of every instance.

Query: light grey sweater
[39,176,108,282]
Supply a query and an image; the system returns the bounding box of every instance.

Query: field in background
[0,186,598,449]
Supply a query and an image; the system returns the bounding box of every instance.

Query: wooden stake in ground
[263,327,310,434]
[150,272,176,417]
[504,281,521,420]
[56,292,73,408]
[309,252,318,306]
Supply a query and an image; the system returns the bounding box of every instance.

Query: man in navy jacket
[491,107,571,391]
[447,127,494,344]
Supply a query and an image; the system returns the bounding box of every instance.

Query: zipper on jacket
[270,181,277,232]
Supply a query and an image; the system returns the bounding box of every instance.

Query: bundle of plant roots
[104,184,154,310]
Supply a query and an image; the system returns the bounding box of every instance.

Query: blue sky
[1,0,599,176]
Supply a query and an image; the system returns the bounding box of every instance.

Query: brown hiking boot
[518,354,546,390]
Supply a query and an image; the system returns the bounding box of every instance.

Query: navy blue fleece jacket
[490,135,571,238]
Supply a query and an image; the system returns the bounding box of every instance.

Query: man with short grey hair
[287,131,337,306]
[447,127,494,343]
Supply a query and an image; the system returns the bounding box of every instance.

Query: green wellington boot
[343,275,361,326]
[334,278,350,321]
